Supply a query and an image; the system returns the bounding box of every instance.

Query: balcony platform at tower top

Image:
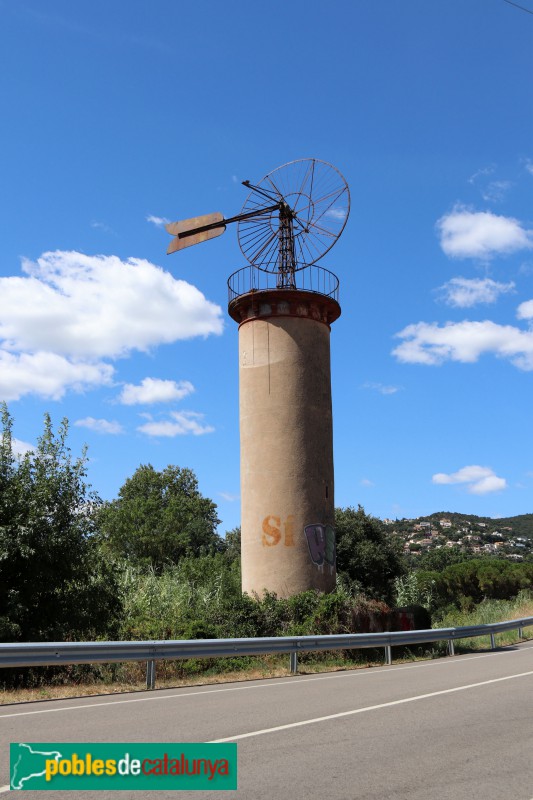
[227,264,341,328]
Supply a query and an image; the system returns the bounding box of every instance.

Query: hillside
[413,512,533,540]
[381,511,533,561]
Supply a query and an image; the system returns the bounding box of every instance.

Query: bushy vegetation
[404,559,533,617]
[336,506,405,601]
[1,405,531,692]
[435,590,533,651]
[0,404,121,644]
[118,558,393,642]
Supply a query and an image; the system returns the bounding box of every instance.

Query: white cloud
[362,381,401,395]
[466,166,512,202]
[468,166,495,184]
[74,417,124,434]
[393,319,533,371]
[146,215,171,228]
[437,206,533,260]
[519,260,533,276]
[432,465,507,495]
[219,492,239,502]
[0,350,114,402]
[481,181,512,203]
[0,251,223,400]
[466,476,507,495]
[137,410,214,437]
[90,220,114,234]
[437,277,515,308]
[118,378,194,405]
[525,160,533,177]
[360,478,375,487]
[325,208,347,220]
[516,299,533,320]
[0,251,223,358]
[12,438,35,457]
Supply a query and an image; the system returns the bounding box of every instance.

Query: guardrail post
[490,633,496,651]
[447,640,455,656]
[290,651,298,675]
[518,627,524,640]
[146,659,156,690]
[384,645,392,665]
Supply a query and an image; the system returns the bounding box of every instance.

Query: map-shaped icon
[10,743,63,790]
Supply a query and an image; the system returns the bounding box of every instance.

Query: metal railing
[227,264,340,304]
[1,617,531,690]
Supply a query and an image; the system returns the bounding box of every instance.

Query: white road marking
[211,669,533,742]
[0,644,530,720]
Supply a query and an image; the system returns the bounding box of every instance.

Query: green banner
[10,742,237,791]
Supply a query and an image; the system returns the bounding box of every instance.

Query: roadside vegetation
[435,591,533,652]
[0,405,531,702]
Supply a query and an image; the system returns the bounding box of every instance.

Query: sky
[1,0,532,532]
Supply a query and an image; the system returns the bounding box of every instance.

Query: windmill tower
[166,158,350,598]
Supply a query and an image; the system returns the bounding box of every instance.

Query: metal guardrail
[1,617,531,690]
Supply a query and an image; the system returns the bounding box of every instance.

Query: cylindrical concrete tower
[228,267,341,598]
[165,157,349,599]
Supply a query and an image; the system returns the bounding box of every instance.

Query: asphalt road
[1,642,532,799]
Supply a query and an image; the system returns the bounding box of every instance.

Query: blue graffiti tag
[304,524,336,567]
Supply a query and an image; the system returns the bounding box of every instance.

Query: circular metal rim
[237,158,350,273]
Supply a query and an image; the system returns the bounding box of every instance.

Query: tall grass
[118,555,240,640]
[434,590,533,651]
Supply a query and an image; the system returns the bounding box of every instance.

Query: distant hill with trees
[383,510,533,568]
[409,512,533,540]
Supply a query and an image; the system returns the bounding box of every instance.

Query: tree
[223,526,241,564]
[97,464,222,572]
[435,558,533,607]
[335,506,405,602]
[0,404,120,642]
[411,547,479,572]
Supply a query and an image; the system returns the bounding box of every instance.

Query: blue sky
[1,0,532,531]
